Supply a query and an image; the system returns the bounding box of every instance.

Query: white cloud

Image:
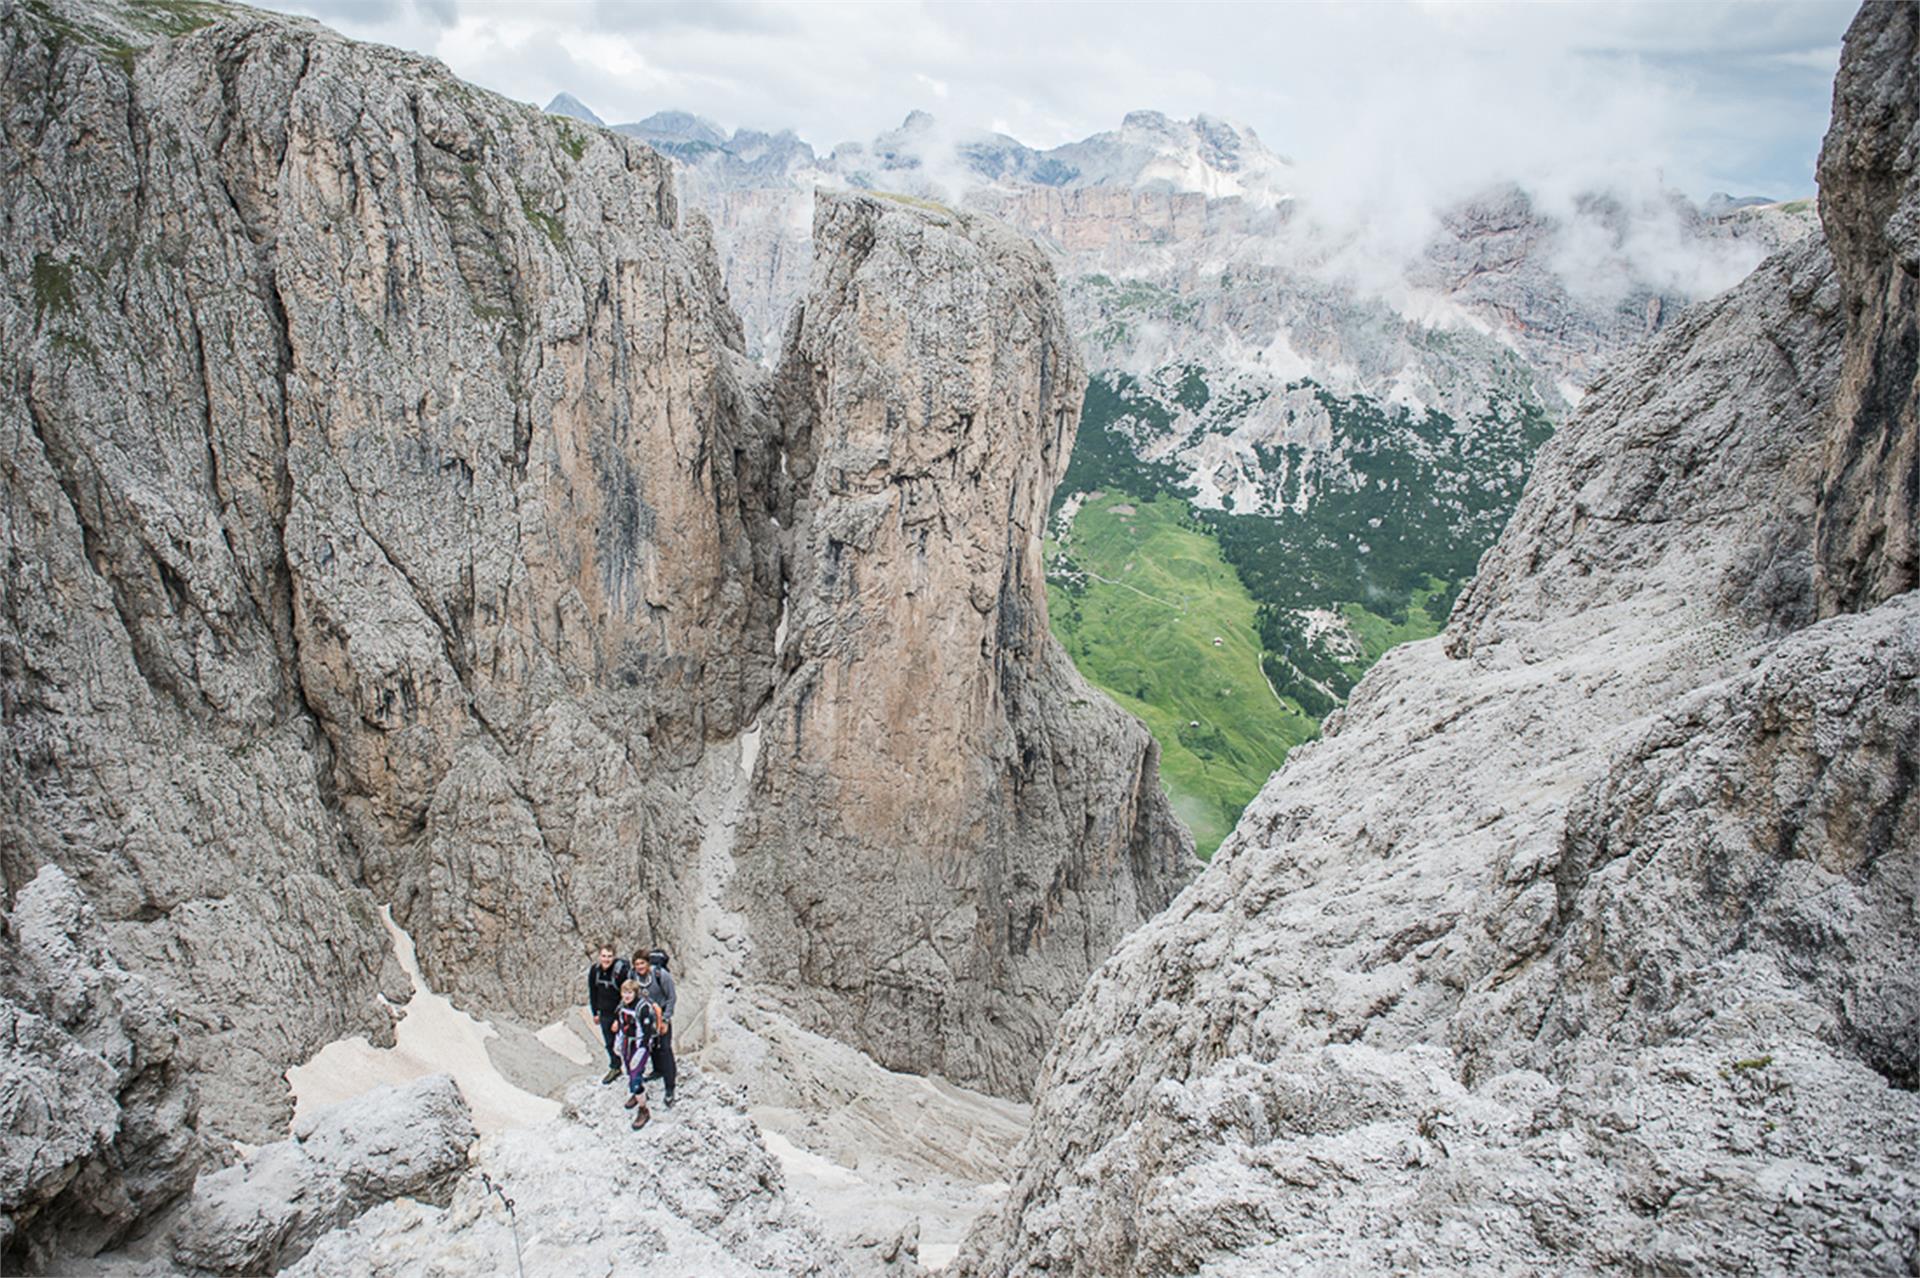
[267,0,1854,205]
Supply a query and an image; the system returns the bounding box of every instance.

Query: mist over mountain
[551,91,1816,850]
[4,1,1903,1273]
[562,95,1808,386]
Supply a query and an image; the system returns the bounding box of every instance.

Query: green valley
[1045,367,1555,854]
[1046,493,1317,855]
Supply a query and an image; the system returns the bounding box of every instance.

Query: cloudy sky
[267,0,1854,207]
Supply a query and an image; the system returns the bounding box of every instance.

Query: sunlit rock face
[736,192,1193,1099]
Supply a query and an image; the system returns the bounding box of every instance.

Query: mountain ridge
[957,4,1920,1270]
[0,0,1193,1265]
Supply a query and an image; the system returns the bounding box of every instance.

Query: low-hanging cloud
[268,0,1845,332]
[269,0,1851,208]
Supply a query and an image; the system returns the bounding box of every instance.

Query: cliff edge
[960,6,1920,1274]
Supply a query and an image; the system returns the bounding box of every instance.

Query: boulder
[169,1075,475,1274]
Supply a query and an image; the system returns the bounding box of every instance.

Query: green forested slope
[1045,369,1554,854]
[1046,494,1315,855]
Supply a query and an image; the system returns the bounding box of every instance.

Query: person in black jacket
[583,943,632,1083]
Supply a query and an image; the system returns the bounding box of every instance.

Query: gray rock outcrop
[1,2,1189,1256]
[282,1082,844,1277]
[957,4,1920,1274]
[0,866,205,1269]
[1816,0,1920,613]
[169,1074,475,1275]
[737,193,1193,1097]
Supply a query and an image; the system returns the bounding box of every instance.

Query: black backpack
[648,948,670,972]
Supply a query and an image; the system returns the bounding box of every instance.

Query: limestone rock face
[1,0,405,1138]
[281,1082,844,1277]
[738,193,1195,1098]
[957,6,1920,1273]
[169,1074,475,1275]
[0,866,204,1269]
[1,0,1187,1204]
[1816,1,1920,613]
[1448,236,1841,647]
[1,0,777,1140]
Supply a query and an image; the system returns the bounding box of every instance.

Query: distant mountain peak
[622,110,729,148]
[543,92,603,127]
[1704,191,1780,216]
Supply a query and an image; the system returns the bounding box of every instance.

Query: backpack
[648,948,670,972]
[617,1000,656,1041]
[590,957,630,1005]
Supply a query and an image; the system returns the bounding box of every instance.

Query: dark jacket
[587,957,632,1017]
[614,998,657,1046]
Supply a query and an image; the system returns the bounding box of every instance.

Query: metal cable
[478,1171,528,1278]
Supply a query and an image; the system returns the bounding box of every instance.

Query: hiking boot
[664,1090,676,1109]
[624,1093,640,1110]
[601,1068,620,1085]
[631,1106,650,1131]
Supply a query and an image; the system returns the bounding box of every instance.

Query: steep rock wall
[1816,1,1920,613]
[737,193,1194,1099]
[4,0,406,1139]
[959,4,1920,1273]
[1,0,784,1143]
[0,0,1190,1209]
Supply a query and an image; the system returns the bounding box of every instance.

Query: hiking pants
[597,1011,620,1069]
[650,1028,676,1095]
[626,1040,652,1096]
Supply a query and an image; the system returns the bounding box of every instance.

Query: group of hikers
[584,943,678,1129]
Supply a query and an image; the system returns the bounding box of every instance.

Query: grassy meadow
[1046,493,1318,856]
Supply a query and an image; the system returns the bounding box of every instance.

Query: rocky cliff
[2,0,782,1143]
[1816,1,1920,614]
[738,193,1191,1096]
[0,0,1191,1264]
[958,5,1920,1274]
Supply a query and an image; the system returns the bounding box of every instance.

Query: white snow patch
[1250,327,1313,384]
[760,1128,865,1190]
[535,1019,592,1066]
[286,907,561,1135]
[923,1241,961,1270]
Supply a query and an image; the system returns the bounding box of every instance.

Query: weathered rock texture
[1816,0,1920,614]
[169,1074,475,1275]
[738,193,1192,1098]
[958,5,1920,1274]
[0,866,204,1270]
[0,0,1189,1253]
[281,1082,845,1277]
[0,0,784,1143]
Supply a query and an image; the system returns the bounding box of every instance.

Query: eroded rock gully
[0,0,1192,1265]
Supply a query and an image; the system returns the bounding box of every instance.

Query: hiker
[632,947,677,1108]
[614,979,658,1130]
[584,943,632,1083]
